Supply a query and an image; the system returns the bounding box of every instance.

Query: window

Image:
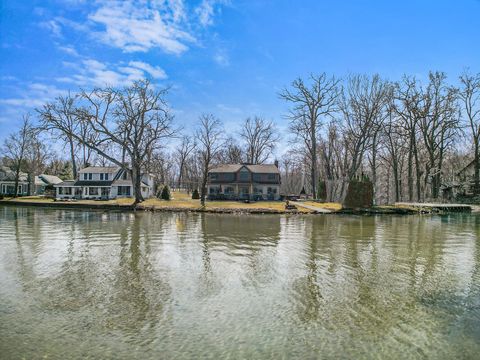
[225,186,234,194]
[83,173,87,180]
[89,173,93,180]
[18,185,22,193]
[89,187,99,195]
[239,168,250,182]
[122,171,128,180]
[222,173,234,181]
[118,186,131,196]
[253,174,261,182]
[105,173,109,181]
[210,173,218,180]
[268,174,276,180]
[254,187,263,194]
[100,173,104,180]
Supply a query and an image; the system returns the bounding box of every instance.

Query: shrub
[192,189,200,199]
[317,180,327,201]
[160,185,171,200]
[343,179,373,208]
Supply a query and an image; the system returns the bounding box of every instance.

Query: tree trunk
[131,165,144,205]
[69,136,77,179]
[13,164,20,198]
[371,134,377,205]
[200,160,209,207]
[413,142,422,201]
[407,137,414,201]
[393,162,400,202]
[475,141,480,196]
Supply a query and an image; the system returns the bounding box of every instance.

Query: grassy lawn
[1,192,342,213]
[302,201,343,211]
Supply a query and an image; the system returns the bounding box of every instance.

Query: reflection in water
[0,207,479,359]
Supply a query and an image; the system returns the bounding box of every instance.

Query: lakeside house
[0,166,62,196]
[0,166,28,195]
[207,163,281,201]
[55,166,154,200]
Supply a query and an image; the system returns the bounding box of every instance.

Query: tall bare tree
[459,71,480,195]
[393,76,424,201]
[38,94,83,178]
[175,135,196,189]
[39,79,174,204]
[217,136,244,164]
[418,72,459,199]
[239,116,279,164]
[196,114,224,206]
[2,115,34,197]
[279,73,339,198]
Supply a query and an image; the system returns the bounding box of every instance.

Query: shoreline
[0,199,473,215]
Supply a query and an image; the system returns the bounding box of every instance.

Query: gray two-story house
[55,166,154,200]
[207,163,281,200]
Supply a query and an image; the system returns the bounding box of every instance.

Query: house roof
[55,180,78,187]
[209,163,280,174]
[112,179,150,187]
[0,166,28,182]
[74,180,114,186]
[38,174,63,185]
[78,166,120,174]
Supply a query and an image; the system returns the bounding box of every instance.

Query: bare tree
[392,76,424,201]
[459,71,480,195]
[39,79,174,204]
[339,75,390,181]
[239,116,279,164]
[175,135,196,189]
[279,73,339,199]
[217,136,244,164]
[196,114,224,206]
[418,72,459,199]
[2,115,34,197]
[38,94,82,178]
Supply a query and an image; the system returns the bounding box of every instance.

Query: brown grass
[302,201,343,211]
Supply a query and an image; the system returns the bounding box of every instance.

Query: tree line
[2,71,480,205]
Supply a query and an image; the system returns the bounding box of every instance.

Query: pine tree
[192,189,200,199]
[160,185,171,200]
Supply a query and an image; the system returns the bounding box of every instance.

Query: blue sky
[1,0,480,146]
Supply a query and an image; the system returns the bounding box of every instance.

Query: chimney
[274,159,279,168]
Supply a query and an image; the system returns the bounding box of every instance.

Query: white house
[0,166,29,196]
[55,166,154,200]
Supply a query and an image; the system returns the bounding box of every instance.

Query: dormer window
[239,167,250,182]
[105,173,108,181]
[122,171,128,180]
[100,173,104,180]
[83,173,87,180]
[89,173,92,180]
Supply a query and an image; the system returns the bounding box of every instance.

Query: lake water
[0,206,479,359]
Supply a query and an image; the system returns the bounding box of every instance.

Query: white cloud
[196,0,215,26]
[58,45,79,56]
[57,58,167,87]
[0,83,66,108]
[43,0,226,55]
[87,0,194,54]
[127,61,167,79]
[213,49,229,67]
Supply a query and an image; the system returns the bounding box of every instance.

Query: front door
[239,186,249,199]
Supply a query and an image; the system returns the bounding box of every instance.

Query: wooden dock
[395,202,472,213]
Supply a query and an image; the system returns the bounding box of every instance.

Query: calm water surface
[0,206,479,359]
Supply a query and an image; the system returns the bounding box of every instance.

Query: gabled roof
[79,166,120,174]
[38,174,63,185]
[209,163,280,174]
[0,166,28,182]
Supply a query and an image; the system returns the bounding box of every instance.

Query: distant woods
[2,70,480,204]
[280,71,480,204]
